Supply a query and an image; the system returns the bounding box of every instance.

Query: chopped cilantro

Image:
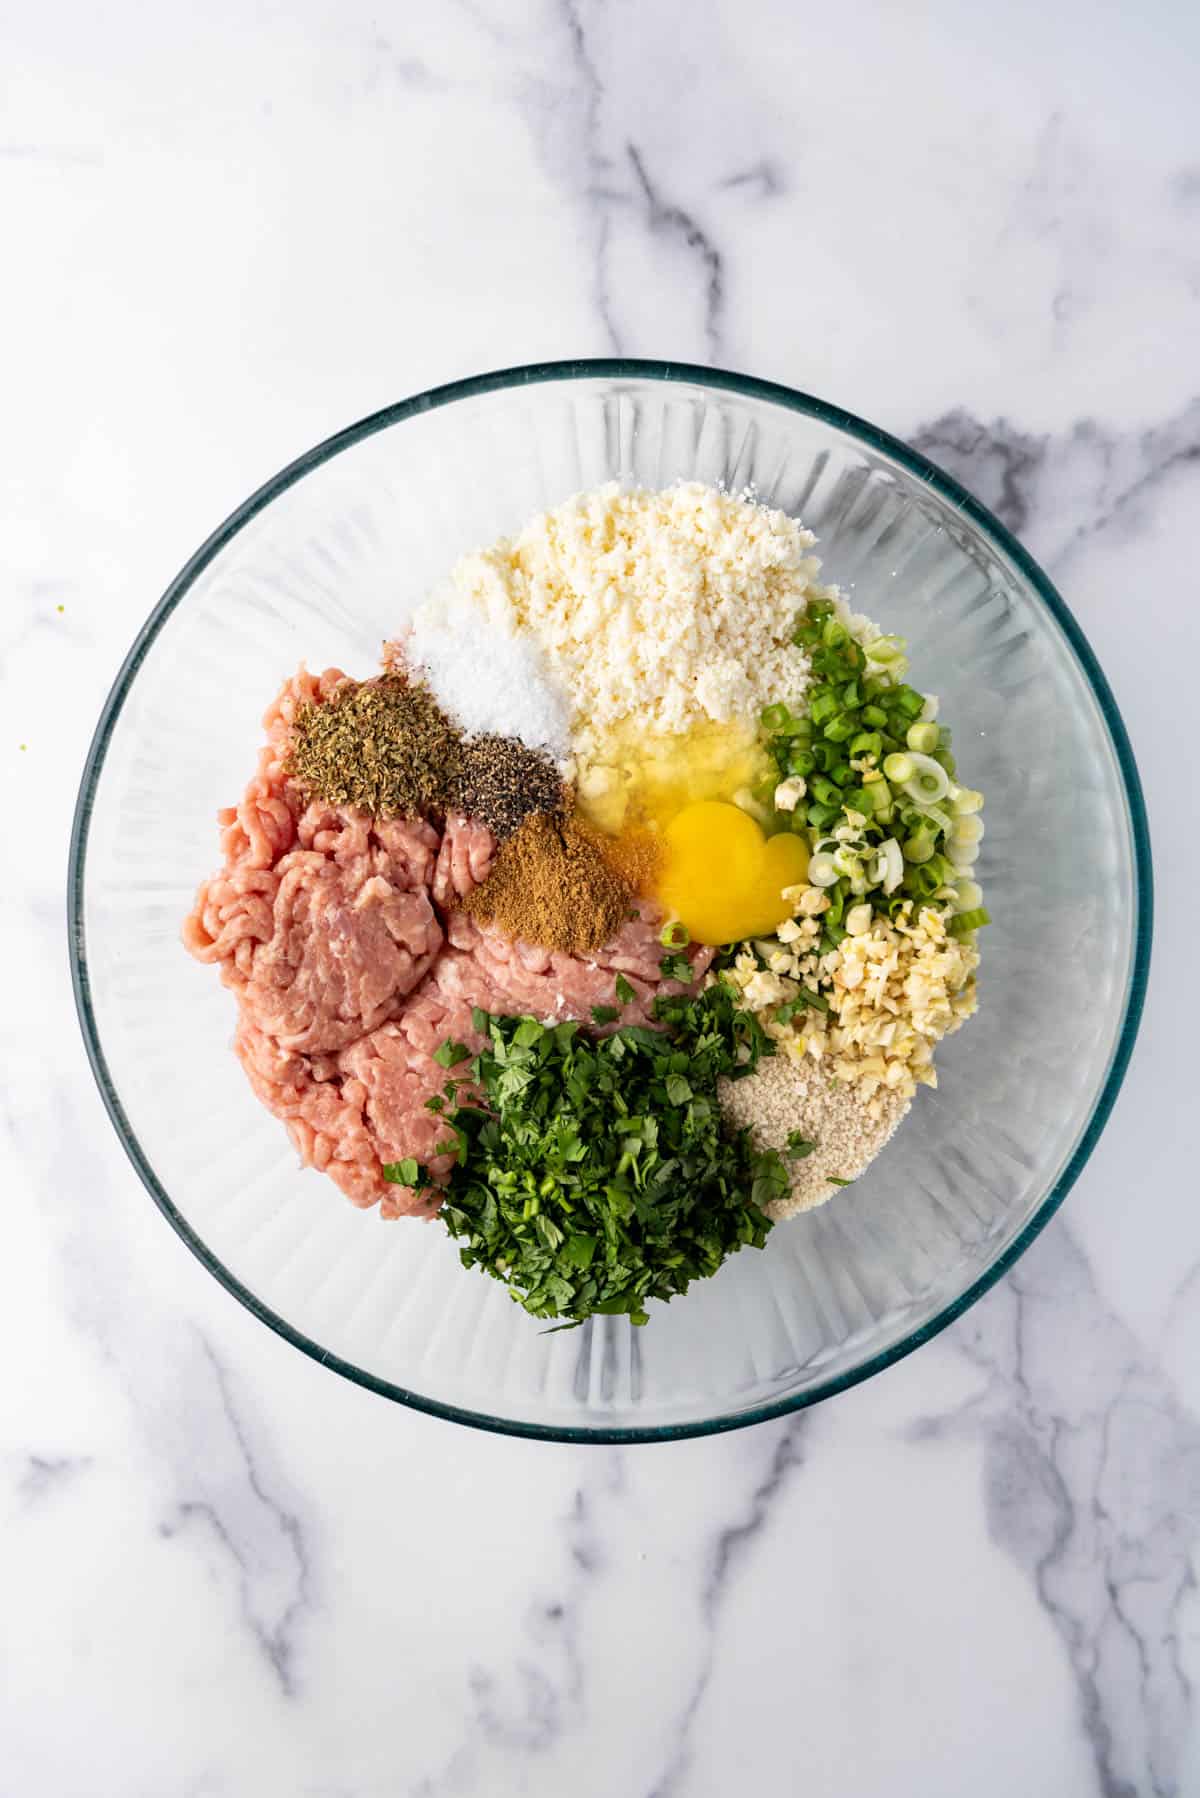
[382,1157,425,1188]
[433,1040,471,1068]
[614,973,635,1005]
[659,952,693,983]
[827,1175,853,1187]
[591,1004,620,1024]
[785,1130,816,1159]
[438,987,781,1327]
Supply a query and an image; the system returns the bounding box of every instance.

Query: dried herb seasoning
[288,675,564,839]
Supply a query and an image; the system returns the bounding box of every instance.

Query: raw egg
[656,800,810,945]
[575,719,768,835]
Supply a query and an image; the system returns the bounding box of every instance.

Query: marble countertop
[4,4,1198,1793]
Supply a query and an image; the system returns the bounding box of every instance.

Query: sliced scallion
[903,830,936,864]
[883,752,914,784]
[950,814,984,848]
[905,720,940,755]
[949,907,991,935]
[901,752,951,804]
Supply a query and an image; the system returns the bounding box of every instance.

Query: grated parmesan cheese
[434,483,825,744]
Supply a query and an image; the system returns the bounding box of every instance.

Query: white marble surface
[4,3,1199,1793]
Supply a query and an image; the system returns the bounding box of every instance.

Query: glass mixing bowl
[69,362,1151,1441]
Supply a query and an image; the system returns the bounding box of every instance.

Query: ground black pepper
[458,734,565,840]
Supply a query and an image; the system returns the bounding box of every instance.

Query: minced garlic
[722,892,979,1102]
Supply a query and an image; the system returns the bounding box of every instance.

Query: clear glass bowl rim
[67,358,1154,1443]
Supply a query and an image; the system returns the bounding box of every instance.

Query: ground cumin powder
[464,813,632,953]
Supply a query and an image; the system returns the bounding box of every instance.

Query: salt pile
[408,589,570,759]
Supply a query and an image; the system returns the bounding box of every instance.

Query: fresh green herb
[750,1151,790,1211]
[659,952,693,983]
[591,1004,620,1025]
[437,987,781,1327]
[433,1040,471,1069]
[784,1131,817,1159]
[382,1158,427,1188]
[614,973,635,1005]
[424,1095,445,1114]
[827,1176,853,1187]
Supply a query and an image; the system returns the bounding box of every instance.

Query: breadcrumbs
[719,1050,910,1218]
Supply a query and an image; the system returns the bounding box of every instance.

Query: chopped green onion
[950,814,984,848]
[866,635,906,666]
[760,702,791,732]
[823,712,859,744]
[903,830,936,864]
[849,729,883,759]
[901,752,951,804]
[862,703,890,728]
[883,752,914,783]
[810,690,839,726]
[892,686,926,719]
[953,878,984,912]
[906,721,940,754]
[808,852,839,887]
[949,907,991,935]
[871,838,905,894]
[916,801,953,836]
[951,787,984,815]
[660,920,689,948]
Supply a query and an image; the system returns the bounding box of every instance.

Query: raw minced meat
[184,670,711,1218]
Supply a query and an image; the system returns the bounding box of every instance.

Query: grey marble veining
[3,2,1198,1794]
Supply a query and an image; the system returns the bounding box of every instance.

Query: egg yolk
[656,801,810,945]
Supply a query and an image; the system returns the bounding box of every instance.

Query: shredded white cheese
[434,482,825,742]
